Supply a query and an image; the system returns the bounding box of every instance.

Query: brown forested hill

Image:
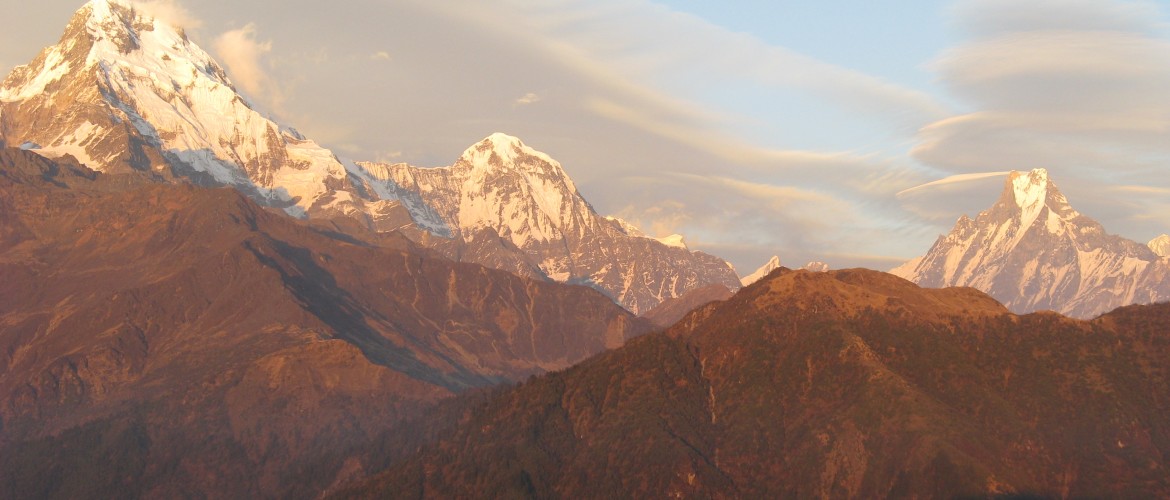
[343,267,1170,499]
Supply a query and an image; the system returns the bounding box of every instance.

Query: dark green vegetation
[342,268,1170,498]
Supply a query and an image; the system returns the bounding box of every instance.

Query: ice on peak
[86,0,131,8]
[82,0,126,15]
[741,255,782,286]
[79,0,142,34]
[1009,168,1050,209]
[485,132,523,147]
[803,261,830,272]
[1150,234,1170,258]
[656,234,687,249]
[606,216,645,237]
[460,133,522,166]
[459,132,560,173]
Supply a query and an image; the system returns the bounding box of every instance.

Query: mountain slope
[0,148,646,498]
[342,268,1170,498]
[639,283,733,328]
[892,169,1170,318]
[359,134,742,313]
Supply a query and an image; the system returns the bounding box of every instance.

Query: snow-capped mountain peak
[1150,234,1170,258]
[0,0,364,217]
[803,261,830,272]
[1001,168,1082,234]
[742,255,782,286]
[460,133,560,174]
[83,0,155,43]
[358,134,742,312]
[1010,168,1048,209]
[892,169,1170,318]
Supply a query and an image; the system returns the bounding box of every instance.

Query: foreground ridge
[341,268,1170,498]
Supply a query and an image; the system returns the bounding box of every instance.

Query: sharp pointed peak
[741,255,783,286]
[1001,168,1060,209]
[75,0,138,28]
[1007,168,1049,181]
[57,0,165,57]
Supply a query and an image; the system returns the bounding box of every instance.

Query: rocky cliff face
[892,169,1170,318]
[359,134,742,313]
[0,148,646,498]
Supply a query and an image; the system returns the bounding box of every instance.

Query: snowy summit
[741,255,782,286]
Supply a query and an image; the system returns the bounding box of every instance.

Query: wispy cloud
[918,0,1170,173]
[370,51,391,61]
[952,0,1166,37]
[411,0,950,152]
[515,92,542,105]
[586,97,876,168]
[212,23,285,115]
[896,171,1011,197]
[910,0,1170,240]
[1110,185,1170,195]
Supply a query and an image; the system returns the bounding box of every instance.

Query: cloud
[212,23,285,115]
[374,150,403,163]
[911,0,1170,239]
[952,0,1166,38]
[130,0,202,31]
[932,32,1170,118]
[586,97,880,168]
[613,200,691,238]
[410,0,950,148]
[605,172,882,268]
[895,170,1011,223]
[1110,185,1170,195]
[515,92,542,105]
[896,171,1011,197]
[370,51,391,61]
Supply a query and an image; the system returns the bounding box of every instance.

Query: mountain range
[893,168,1170,318]
[0,0,739,313]
[359,134,741,313]
[2,1,1169,498]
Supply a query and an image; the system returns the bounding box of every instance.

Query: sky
[2,0,1169,273]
